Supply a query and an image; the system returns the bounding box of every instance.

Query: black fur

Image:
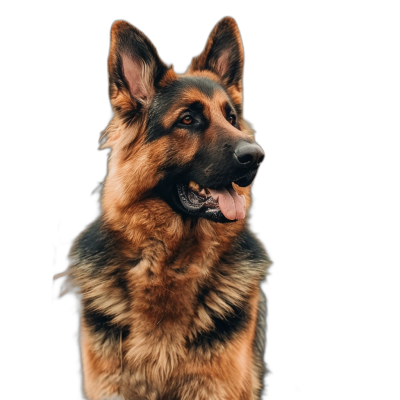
[73,219,140,277]
[191,287,250,351]
[83,303,130,344]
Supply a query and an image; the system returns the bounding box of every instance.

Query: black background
[48,3,348,400]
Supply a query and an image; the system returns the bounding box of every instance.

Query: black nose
[234,141,265,168]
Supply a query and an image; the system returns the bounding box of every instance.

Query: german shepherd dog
[67,17,271,400]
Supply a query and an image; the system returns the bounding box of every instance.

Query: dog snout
[234,141,265,168]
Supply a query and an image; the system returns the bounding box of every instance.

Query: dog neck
[102,193,246,268]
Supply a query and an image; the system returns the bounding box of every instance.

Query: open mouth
[177,181,246,221]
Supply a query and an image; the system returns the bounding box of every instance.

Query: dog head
[102,18,264,223]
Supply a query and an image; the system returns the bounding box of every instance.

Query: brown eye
[228,115,236,125]
[181,115,193,125]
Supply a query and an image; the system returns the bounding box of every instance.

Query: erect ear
[108,21,168,123]
[189,17,244,92]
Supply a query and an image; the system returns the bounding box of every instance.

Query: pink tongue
[208,186,246,221]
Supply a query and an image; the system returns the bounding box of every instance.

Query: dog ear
[189,17,244,91]
[108,21,168,123]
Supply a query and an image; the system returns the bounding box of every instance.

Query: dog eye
[181,116,194,125]
[228,115,236,125]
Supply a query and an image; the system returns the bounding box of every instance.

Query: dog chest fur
[69,218,269,397]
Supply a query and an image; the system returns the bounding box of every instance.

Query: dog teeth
[188,181,201,192]
[188,181,212,198]
[188,181,211,198]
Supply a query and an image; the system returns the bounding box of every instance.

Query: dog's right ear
[108,21,168,124]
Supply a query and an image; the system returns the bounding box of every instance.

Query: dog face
[103,18,264,223]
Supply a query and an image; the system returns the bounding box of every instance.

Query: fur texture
[68,17,271,400]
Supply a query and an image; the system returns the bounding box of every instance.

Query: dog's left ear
[189,17,244,93]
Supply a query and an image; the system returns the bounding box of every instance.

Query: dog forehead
[154,76,229,109]
[170,76,219,95]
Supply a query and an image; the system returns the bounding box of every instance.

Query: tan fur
[68,17,270,400]
[81,324,122,399]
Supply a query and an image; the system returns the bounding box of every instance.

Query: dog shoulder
[69,218,139,277]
